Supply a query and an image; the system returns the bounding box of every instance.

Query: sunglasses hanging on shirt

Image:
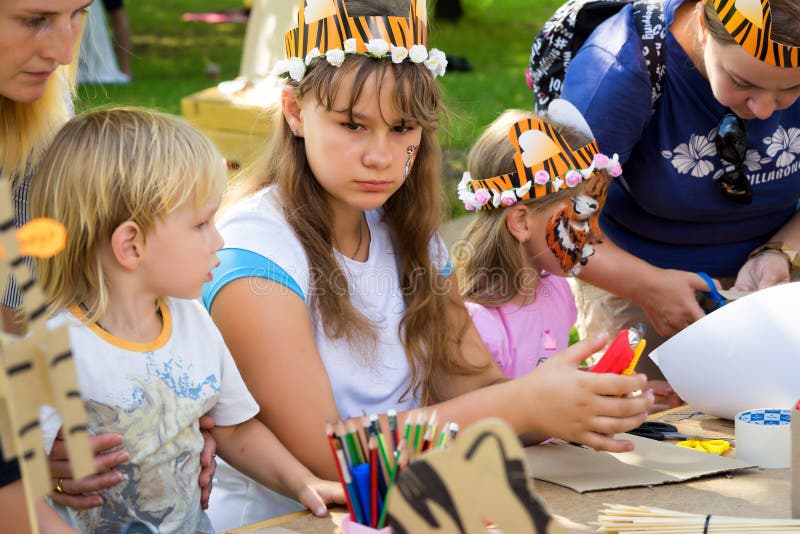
[714,112,752,204]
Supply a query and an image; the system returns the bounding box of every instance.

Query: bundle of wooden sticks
[596,504,800,533]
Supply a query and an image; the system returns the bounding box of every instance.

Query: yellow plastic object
[622,339,646,376]
[677,438,730,455]
[17,218,67,258]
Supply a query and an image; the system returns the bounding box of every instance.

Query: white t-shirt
[42,298,259,534]
[202,185,450,529]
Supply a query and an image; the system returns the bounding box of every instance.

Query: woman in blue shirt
[560,0,800,400]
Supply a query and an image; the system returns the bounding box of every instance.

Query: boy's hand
[199,415,217,509]
[295,476,345,517]
[48,430,128,509]
[517,334,654,453]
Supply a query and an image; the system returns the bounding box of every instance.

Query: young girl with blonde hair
[455,103,620,378]
[201,0,653,529]
[31,108,343,533]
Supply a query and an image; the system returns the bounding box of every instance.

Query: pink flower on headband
[500,190,517,206]
[565,170,583,188]
[593,153,610,168]
[473,189,491,206]
[534,170,550,185]
[608,163,623,177]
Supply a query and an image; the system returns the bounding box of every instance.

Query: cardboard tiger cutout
[386,418,564,533]
[0,179,95,532]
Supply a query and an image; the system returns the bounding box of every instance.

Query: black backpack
[527,0,666,112]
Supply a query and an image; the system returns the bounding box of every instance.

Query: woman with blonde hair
[0,1,216,525]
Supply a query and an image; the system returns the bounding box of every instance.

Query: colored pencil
[437,420,451,448]
[376,445,407,529]
[345,419,366,464]
[387,409,399,450]
[369,436,378,528]
[326,423,356,522]
[328,411,459,528]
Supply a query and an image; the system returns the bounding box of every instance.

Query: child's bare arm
[211,278,342,480]
[210,419,344,516]
[425,334,653,452]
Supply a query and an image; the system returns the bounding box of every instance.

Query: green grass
[75,0,248,115]
[431,0,563,149]
[75,0,564,215]
[77,0,563,143]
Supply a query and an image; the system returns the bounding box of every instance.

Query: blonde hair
[703,0,800,48]
[0,66,77,185]
[31,108,227,319]
[455,109,596,307]
[231,0,484,404]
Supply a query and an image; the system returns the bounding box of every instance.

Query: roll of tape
[735,408,791,468]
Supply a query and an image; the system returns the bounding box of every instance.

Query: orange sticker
[16,218,67,258]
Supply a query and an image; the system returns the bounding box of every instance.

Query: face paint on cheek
[544,196,598,276]
[403,145,419,180]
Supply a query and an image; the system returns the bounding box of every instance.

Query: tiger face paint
[544,172,612,276]
[403,144,419,180]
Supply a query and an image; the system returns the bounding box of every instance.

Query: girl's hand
[516,334,654,453]
[198,415,217,510]
[732,250,791,292]
[294,476,346,517]
[636,269,708,336]
[48,430,128,509]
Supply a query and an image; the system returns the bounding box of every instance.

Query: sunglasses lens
[718,168,752,204]
[715,113,751,204]
[715,114,747,161]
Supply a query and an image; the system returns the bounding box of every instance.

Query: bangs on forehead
[309,57,439,129]
[163,136,227,214]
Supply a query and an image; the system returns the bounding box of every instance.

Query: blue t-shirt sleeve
[560,5,653,165]
[201,248,305,311]
[441,259,453,278]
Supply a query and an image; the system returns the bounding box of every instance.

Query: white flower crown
[458,152,622,211]
[275,38,448,82]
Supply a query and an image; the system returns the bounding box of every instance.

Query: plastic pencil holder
[341,514,391,534]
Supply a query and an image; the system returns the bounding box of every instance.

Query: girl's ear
[110,221,144,270]
[281,86,304,137]
[505,204,531,243]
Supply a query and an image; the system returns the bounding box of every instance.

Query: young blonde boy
[30,108,343,533]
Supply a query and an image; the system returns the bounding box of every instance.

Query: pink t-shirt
[466,275,577,379]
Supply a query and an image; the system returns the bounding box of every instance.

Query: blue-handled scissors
[696,272,726,312]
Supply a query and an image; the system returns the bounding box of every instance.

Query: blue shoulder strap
[201,248,305,311]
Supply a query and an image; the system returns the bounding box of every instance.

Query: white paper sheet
[649,282,800,420]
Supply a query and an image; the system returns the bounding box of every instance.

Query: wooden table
[222,406,792,533]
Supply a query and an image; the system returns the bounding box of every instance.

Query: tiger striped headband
[708,0,800,68]
[276,0,447,82]
[457,118,622,211]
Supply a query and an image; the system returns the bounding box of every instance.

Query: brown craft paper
[525,433,756,493]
